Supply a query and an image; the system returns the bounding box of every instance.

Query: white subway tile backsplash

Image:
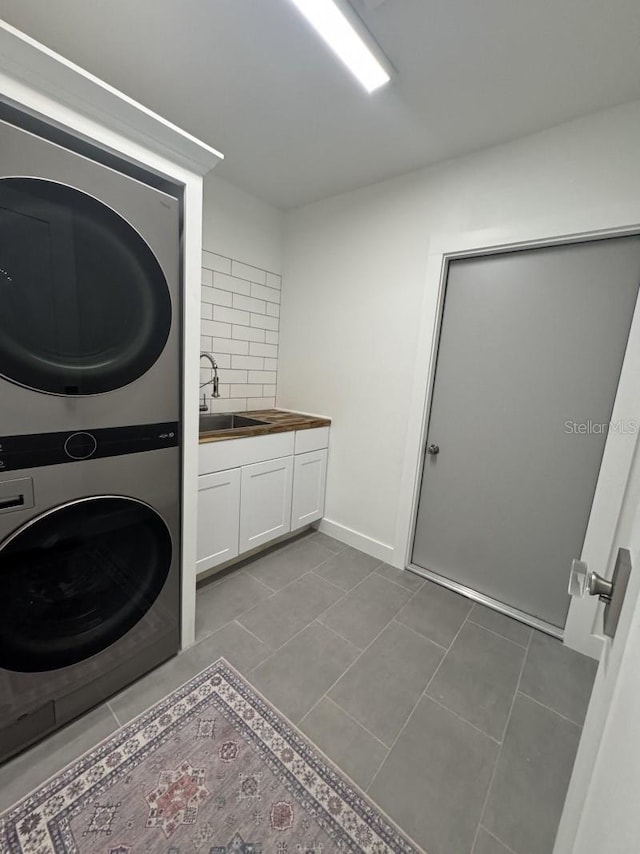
[248,371,277,384]
[213,306,251,325]
[232,355,265,370]
[218,369,249,384]
[206,353,230,369]
[214,271,251,296]
[233,293,267,314]
[250,313,279,331]
[207,397,248,413]
[211,337,249,356]
[247,397,276,410]
[202,255,281,411]
[211,288,234,307]
[251,283,280,304]
[203,250,232,274]
[230,384,264,398]
[202,319,232,338]
[249,342,278,358]
[231,260,267,285]
[232,325,265,343]
[203,285,230,305]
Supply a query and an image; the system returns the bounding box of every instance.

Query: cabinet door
[197,468,241,574]
[239,456,294,553]
[291,449,328,531]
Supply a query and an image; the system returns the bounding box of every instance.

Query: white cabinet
[197,467,241,572]
[291,449,328,531]
[239,456,294,553]
[197,428,329,576]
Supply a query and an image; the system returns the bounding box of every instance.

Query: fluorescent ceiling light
[288,0,391,93]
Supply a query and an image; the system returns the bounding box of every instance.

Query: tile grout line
[203,247,285,280]
[240,548,383,658]
[425,696,502,747]
[292,582,438,747]
[247,612,362,678]
[373,567,426,595]
[106,701,122,728]
[390,615,529,743]
[199,536,368,654]
[477,825,521,854]
[299,694,390,753]
[201,539,343,643]
[310,554,387,592]
[314,616,367,651]
[366,602,475,793]
[466,617,532,649]
[231,618,273,653]
[315,570,414,629]
[516,689,584,729]
[389,617,448,651]
[308,568,357,594]
[471,624,534,854]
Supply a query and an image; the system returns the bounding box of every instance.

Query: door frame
[395,206,640,658]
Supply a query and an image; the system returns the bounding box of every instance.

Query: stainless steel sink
[199,413,270,432]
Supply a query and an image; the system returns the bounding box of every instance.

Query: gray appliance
[0,428,181,762]
[0,117,182,761]
[0,118,180,435]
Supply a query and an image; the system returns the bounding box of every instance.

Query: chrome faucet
[200,352,220,410]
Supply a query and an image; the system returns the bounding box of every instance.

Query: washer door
[0,497,172,672]
[0,178,172,395]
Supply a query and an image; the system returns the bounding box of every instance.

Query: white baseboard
[316,518,395,564]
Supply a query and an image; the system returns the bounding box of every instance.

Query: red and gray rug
[0,659,420,853]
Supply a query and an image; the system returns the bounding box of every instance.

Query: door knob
[569,560,613,601]
[586,571,614,601]
[427,443,440,455]
[568,552,632,639]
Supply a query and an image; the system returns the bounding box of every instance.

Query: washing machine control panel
[0,422,179,473]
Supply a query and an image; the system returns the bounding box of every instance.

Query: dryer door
[0,178,172,396]
[0,496,172,672]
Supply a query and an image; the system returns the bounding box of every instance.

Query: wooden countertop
[199,409,331,443]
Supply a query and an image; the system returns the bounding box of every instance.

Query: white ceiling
[1,0,639,208]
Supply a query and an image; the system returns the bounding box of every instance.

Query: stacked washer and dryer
[0,118,182,761]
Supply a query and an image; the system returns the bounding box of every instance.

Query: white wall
[203,172,283,273]
[278,99,640,564]
[201,173,283,411]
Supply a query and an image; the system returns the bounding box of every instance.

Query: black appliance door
[0,497,172,672]
[0,178,172,395]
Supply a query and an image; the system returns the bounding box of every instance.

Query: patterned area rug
[0,659,421,853]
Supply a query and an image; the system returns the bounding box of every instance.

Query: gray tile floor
[0,531,598,854]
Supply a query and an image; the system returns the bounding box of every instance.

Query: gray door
[412,237,640,628]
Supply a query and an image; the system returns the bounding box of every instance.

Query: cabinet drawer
[199,431,295,474]
[294,427,329,455]
[291,449,328,531]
